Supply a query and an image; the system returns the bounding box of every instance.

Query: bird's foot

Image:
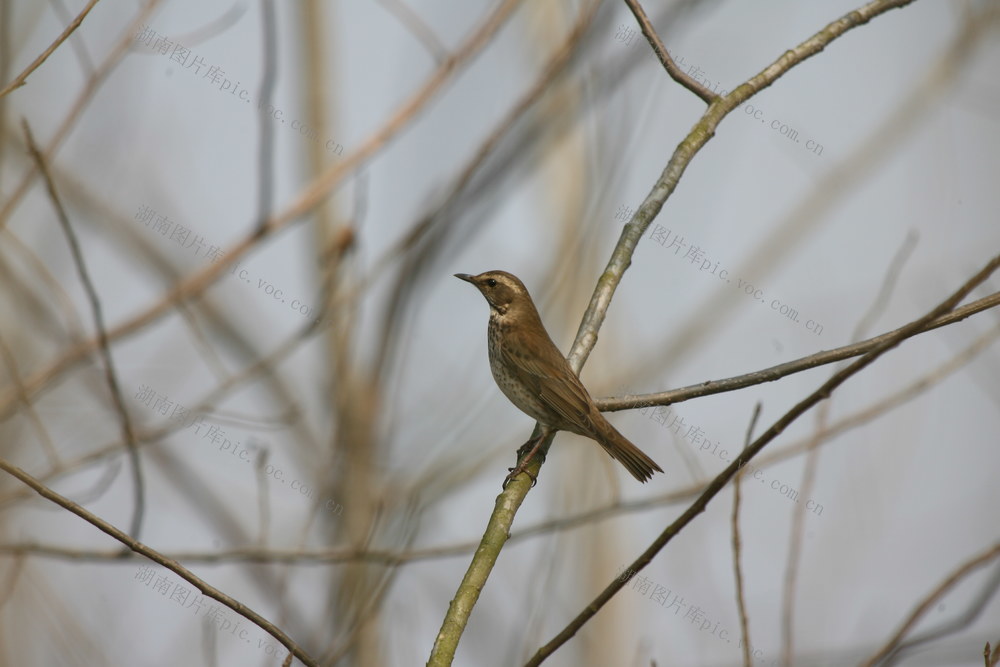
[502,434,546,489]
[503,463,537,489]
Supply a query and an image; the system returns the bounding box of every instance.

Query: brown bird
[455,270,663,485]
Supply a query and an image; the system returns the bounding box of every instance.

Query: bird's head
[454,270,531,316]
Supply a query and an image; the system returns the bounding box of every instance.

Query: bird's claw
[502,464,537,489]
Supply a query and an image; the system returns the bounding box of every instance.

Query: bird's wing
[498,324,596,433]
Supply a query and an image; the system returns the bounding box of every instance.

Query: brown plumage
[455,270,663,482]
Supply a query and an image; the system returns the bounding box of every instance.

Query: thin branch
[622,0,715,103]
[48,0,96,75]
[374,0,448,63]
[885,560,1000,665]
[147,4,248,49]
[525,253,1000,665]
[853,231,919,337]
[0,554,24,612]
[1,226,87,339]
[0,542,412,565]
[596,291,1000,412]
[255,0,277,232]
[0,332,60,469]
[733,403,760,667]
[860,542,1000,667]
[0,0,101,98]
[0,456,319,667]
[254,450,272,547]
[22,120,146,542]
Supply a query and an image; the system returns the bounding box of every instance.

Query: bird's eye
[485,279,497,287]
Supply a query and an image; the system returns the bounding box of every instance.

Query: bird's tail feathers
[595,421,663,483]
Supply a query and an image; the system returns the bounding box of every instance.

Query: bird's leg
[503,428,550,489]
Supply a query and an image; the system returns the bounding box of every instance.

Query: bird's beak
[454,273,474,283]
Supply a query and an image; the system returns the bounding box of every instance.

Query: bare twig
[1,226,87,339]
[622,0,716,103]
[47,0,96,76]
[525,253,1000,665]
[0,0,101,98]
[374,0,448,63]
[23,120,146,542]
[0,456,319,666]
[733,403,761,667]
[885,560,1000,665]
[596,291,1000,412]
[0,333,60,468]
[254,449,271,547]
[860,542,1000,667]
[255,0,277,232]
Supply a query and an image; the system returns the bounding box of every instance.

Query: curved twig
[623,0,716,103]
[860,542,1000,667]
[23,121,146,542]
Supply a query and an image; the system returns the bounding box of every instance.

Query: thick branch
[427,432,549,666]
